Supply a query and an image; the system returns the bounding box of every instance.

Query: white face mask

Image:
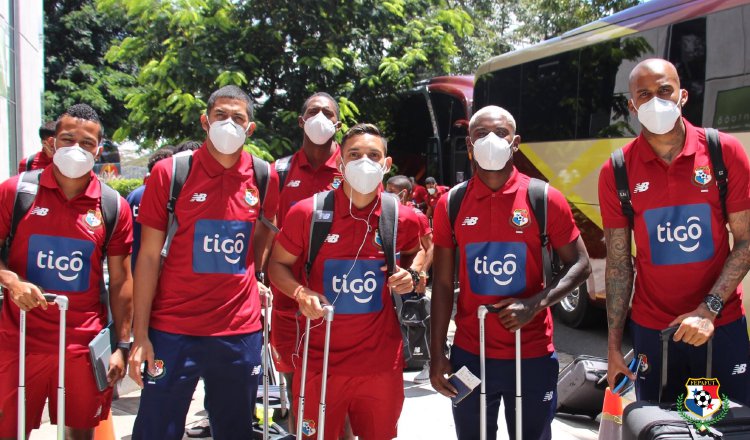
[304,111,337,145]
[634,96,682,135]
[342,157,387,194]
[53,142,97,179]
[472,132,512,171]
[427,187,436,195]
[208,117,248,154]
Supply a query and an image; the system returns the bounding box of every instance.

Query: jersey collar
[40,166,101,199]
[334,186,383,221]
[294,143,341,171]
[196,142,252,177]
[470,167,521,199]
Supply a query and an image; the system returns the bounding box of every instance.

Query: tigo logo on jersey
[332,176,343,189]
[510,209,529,228]
[465,242,526,296]
[27,235,93,292]
[84,210,102,229]
[644,204,713,265]
[244,188,259,207]
[193,220,252,274]
[693,166,712,187]
[323,259,384,314]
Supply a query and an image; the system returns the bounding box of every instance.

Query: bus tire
[554,283,602,328]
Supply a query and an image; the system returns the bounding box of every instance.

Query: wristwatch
[406,268,420,288]
[703,294,723,315]
[116,341,132,354]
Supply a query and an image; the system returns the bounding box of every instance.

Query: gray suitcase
[555,355,609,418]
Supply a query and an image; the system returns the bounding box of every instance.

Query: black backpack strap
[528,178,553,287]
[306,190,335,278]
[274,154,294,191]
[161,151,194,258]
[379,193,399,277]
[98,181,121,257]
[446,181,468,245]
[705,128,728,222]
[4,170,43,259]
[252,156,278,233]
[610,148,634,228]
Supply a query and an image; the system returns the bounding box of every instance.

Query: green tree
[43,0,136,134]
[98,0,473,155]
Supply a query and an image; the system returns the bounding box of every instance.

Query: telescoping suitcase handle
[19,294,68,440]
[478,305,522,440]
[658,326,713,403]
[296,305,334,440]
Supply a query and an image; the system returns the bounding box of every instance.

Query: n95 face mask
[472,132,512,171]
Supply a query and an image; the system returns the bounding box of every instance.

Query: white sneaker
[413,362,430,383]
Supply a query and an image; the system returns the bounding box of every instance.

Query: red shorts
[0,350,113,435]
[271,309,300,373]
[293,369,404,440]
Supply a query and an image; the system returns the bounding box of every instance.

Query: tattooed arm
[669,209,750,346]
[604,227,635,388]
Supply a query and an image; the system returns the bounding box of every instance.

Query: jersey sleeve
[546,185,580,249]
[598,159,630,229]
[136,157,172,231]
[431,193,454,248]
[719,132,750,214]
[397,207,421,252]
[107,196,134,257]
[276,197,312,258]
[0,176,19,241]
[261,164,280,220]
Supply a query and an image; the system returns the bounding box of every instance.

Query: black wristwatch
[406,268,420,288]
[116,341,132,354]
[703,294,723,315]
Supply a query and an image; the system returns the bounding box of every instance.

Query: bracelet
[293,285,305,301]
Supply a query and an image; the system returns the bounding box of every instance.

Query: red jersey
[17,151,52,174]
[598,120,750,329]
[409,203,431,237]
[137,145,279,336]
[276,189,421,375]
[0,168,133,354]
[426,185,449,210]
[272,147,342,313]
[432,170,579,359]
[412,184,428,207]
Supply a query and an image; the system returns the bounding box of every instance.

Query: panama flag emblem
[684,378,722,419]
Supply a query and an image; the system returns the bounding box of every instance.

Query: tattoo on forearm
[711,240,750,302]
[604,228,634,331]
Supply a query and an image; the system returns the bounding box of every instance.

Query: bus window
[667,18,706,126]
[389,93,434,180]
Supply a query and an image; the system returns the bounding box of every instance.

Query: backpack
[446,177,559,287]
[611,127,728,226]
[21,152,39,172]
[274,154,295,191]
[160,150,275,258]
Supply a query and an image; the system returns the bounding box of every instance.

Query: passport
[448,366,481,406]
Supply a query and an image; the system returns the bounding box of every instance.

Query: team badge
[373,228,383,248]
[147,359,166,380]
[332,176,343,189]
[301,419,317,436]
[244,188,259,207]
[637,353,649,374]
[693,166,712,187]
[84,210,102,229]
[677,377,729,432]
[510,208,530,228]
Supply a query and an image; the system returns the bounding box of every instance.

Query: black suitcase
[555,355,608,418]
[623,327,750,439]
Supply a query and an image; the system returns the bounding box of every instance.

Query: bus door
[427,90,470,186]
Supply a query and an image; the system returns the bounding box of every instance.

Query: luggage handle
[658,325,713,403]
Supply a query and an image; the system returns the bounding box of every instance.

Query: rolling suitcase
[296,305,334,440]
[623,327,750,439]
[479,305,522,440]
[18,294,68,440]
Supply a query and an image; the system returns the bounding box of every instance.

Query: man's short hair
[175,140,202,153]
[301,92,340,119]
[147,148,175,172]
[56,104,103,139]
[387,175,412,193]
[340,123,387,154]
[207,85,254,120]
[39,121,56,140]
[425,177,437,185]
[469,105,517,134]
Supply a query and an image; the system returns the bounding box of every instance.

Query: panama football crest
[373,228,383,248]
[510,208,530,228]
[693,166,712,187]
[147,359,166,380]
[84,210,102,229]
[301,419,317,436]
[332,176,343,189]
[677,378,729,432]
[244,188,259,207]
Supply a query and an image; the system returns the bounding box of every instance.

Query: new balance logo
[251,365,261,375]
[732,364,747,375]
[30,207,49,216]
[287,180,301,187]
[633,182,650,193]
[543,391,554,402]
[190,193,207,202]
[462,217,478,226]
[325,234,339,243]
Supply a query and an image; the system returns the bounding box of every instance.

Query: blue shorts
[450,345,558,440]
[132,328,262,440]
[631,317,750,405]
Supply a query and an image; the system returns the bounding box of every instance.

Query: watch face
[705,296,722,313]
